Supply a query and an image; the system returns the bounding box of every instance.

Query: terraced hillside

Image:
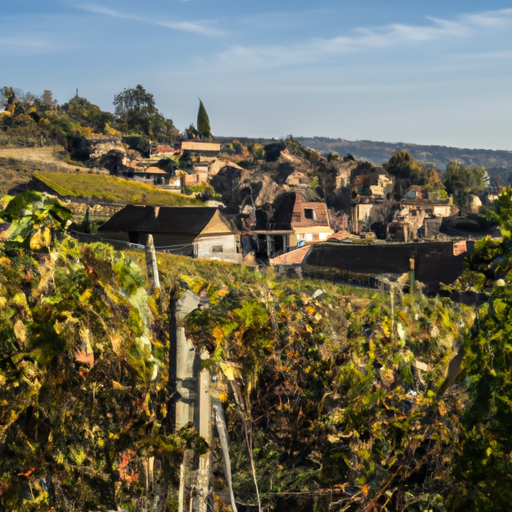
[0,146,88,196]
[33,171,202,206]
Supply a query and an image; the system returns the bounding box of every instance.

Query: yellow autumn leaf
[305,324,313,334]
[79,289,93,303]
[0,257,11,268]
[110,334,122,355]
[213,326,224,345]
[306,305,315,315]
[398,311,409,324]
[104,286,122,305]
[29,227,51,251]
[112,381,130,391]
[381,318,391,337]
[219,362,239,381]
[219,392,228,403]
[14,320,27,343]
[13,293,28,308]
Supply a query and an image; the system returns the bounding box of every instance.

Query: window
[212,245,223,253]
[312,233,320,241]
[304,208,316,220]
[292,212,301,222]
[305,234,313,241]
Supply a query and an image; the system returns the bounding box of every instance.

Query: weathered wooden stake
[178,462,186,512]
[213,398,238,512]
[409,257,415,294]
[194,351,212,512]
[166,283,179,434]
[145,234,161,296]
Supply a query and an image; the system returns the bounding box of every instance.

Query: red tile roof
[270,245,311,266]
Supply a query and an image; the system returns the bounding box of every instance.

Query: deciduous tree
[113,85,166,138]
[443,162,488,212]
[385,150,428,199]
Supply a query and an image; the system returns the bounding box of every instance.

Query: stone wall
[305,241,466,291]
[63,200,124,218]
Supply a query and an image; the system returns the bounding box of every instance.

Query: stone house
[386,197,455,241]
[97,205,241,263]
[369,175,394,198]
[250,192,333,258]
[132,166,171,186]
[149,144,180,159]
[181,141,221,161]
[286,171,310,187]
[184,163,210,186]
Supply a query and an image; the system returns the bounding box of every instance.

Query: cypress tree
[197,98,212,139]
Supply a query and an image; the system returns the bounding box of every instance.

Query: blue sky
[2,0,512,150]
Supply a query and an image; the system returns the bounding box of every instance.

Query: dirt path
[0,146,88,172]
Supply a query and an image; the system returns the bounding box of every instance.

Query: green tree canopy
[385,150,428,199]
[197,99,212,139]
[443,162,488,211]
[113,85,168,139]
[63,95,114,133]
[185,123,198,140]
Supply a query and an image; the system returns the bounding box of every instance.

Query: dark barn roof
[98,205,219,236]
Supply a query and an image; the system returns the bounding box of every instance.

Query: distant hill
[296,137,512,178]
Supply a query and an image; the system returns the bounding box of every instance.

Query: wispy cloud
[236,8,330,31]
[0,35,60,55]
[270,83,412,94]
[80,4,223,37]
[451,50,512,60]
[218,8,512,70]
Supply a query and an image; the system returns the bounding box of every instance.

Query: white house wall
[433,206,451,217]
[195,234,242,263]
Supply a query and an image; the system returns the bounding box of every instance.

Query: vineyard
[0,191,511,511]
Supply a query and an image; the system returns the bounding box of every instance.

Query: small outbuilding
[98,205,241,263]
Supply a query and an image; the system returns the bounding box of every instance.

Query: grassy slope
[0,146,86,196]
[128,249,374,306]
[0,158,36,197]
[35,171,202,206]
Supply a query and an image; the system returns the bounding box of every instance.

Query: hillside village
[0,83,497,294]
[1,85,510,512]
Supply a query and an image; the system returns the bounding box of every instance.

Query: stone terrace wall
[63,201,124,218]
[305,241,466,290]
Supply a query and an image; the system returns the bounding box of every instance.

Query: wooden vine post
[145,234,161,296]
